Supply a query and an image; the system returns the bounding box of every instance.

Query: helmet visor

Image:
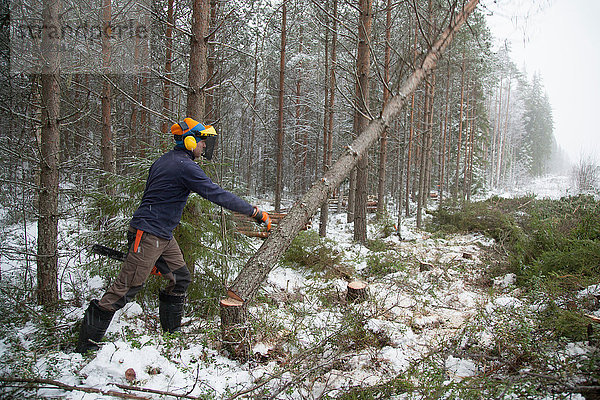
[201,136,217,160]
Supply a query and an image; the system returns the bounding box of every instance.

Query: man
[76,118,271,353]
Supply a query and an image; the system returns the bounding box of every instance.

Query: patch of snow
[485,296,523,313]
[267,266,307,292]
[579,283,600,297]
[445,355,478,381]
[494,273,517,289]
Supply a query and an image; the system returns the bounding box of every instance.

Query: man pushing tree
[76,118,271,353]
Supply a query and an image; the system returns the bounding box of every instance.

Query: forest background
[1,0,600,398]
[3,0,586,309]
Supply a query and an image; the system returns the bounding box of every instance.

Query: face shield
[200,135,217,160]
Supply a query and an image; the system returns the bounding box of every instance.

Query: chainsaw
[91,244,169,276]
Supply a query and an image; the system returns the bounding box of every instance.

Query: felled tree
[221,0,481,350]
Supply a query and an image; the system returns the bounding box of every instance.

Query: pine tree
[522,73,555,177]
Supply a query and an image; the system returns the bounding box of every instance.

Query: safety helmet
[171,117,218,160]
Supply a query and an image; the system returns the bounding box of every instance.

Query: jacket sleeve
[180,161,254,216]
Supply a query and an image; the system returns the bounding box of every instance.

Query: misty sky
[484,0,600,164]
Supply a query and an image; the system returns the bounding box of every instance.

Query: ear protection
[178,120,198,151]
[171,118,218,158]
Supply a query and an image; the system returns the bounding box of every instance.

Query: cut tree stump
[220,297,250,360]
[347,280,368,303]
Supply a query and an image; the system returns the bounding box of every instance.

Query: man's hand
[251,206,272,231]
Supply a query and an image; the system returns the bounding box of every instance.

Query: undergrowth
[283,231,345,278]
[424,194,600,398]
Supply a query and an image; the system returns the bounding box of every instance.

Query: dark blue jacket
[130,148,254,239]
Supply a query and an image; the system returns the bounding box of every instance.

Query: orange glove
[251,206,272,231]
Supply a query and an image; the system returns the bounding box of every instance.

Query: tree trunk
[247,30,260,195]
[225,0,480,306]
[187,0,209,119]
[439,56,451,205]
[353,0,372,245]
[405,20,418,217]
[161,0,174,135]
[319,0,332,238]
[376,0,392,217]
[454,55,465,199]
[462,79,471,201]
[205,0,218,122]
[327,0,338,217]
[101,0,114,195]
[37,0,61,308]
[497,76,511,186]
[294,25,304,196]
[274,1,286,213]
[396,119,406,237]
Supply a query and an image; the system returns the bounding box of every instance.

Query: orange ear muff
[184,135,197,151]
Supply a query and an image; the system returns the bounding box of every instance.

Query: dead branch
[0,376,204,399]
[0,377,149,399]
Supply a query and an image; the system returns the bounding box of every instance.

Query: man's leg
[156,237,190,332]
[76,229,168,353]
[98,230,169,311]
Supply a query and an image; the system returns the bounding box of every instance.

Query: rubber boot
[159,291,185,333]
[75,300,115,354]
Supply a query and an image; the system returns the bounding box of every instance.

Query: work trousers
[98,227,191,312]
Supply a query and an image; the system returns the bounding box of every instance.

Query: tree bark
[353,0,373,245]
[247,29,260,195]
[205,0,218,122]
[101,0,114,195]
[294,25,304,196]
[319,0,334,237]
[275,1,287,213]
[376,0,392,217]
[405,19,418,217]
[161,0,174,135]
[454,55,465,199]
[37,0,61,308]
[187,0,209,119]
[439,56,451,205]
[225,0,480,305]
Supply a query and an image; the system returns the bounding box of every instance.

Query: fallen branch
[0,376,204,399]
[585,314,600,323]
[0,377,149,399]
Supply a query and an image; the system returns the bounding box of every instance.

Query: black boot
[159,291,185,333]
[75,300,115,354]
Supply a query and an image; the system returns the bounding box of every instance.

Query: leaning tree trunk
[223,0,480,307]
[37,0,61,308]
[220,2,480,355]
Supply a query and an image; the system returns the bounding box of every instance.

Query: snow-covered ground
[0,175,595,399]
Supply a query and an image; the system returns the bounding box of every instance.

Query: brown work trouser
[98,227,191,312]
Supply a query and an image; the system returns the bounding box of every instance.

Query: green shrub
[366,254,406,277]
[282,231,342,275]
[540,305,591,342]
[366,239,387,252]
[431,199,526,248]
